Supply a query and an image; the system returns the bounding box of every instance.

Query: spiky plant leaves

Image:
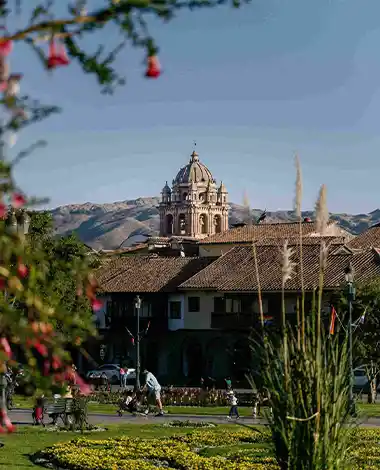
[255,320,354,470]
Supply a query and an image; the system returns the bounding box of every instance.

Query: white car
[86,364,136,385]
[354,368,368,390]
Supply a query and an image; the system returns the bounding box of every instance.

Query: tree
[350,279,380,403]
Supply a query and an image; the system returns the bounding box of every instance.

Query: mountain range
[50,197,380,251]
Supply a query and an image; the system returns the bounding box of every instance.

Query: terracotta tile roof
[180,244,380,292]
[100,244,149,256]
[347,224,380,249]
[199,221,346,245]
[96,255,216,293]
[254,236,346,246]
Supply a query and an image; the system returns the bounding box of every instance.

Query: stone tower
[159,150,229,238]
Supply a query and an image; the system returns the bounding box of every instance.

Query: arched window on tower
[214,215,222,233]
[199,214,208,235]
[166,214,174,235]
[178,214,186,235]
[182,192,188,201]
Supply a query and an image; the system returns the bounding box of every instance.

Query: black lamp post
[134,295,142,390]
[345,262,356,415]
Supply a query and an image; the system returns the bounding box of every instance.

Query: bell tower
[159,150,229,238]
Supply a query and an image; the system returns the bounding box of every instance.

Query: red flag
[329,306,337,335]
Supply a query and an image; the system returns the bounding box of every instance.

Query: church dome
[174,151,214,185]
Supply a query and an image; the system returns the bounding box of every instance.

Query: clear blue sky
[10,0,380,213]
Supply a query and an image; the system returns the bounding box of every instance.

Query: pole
[135,298,141,390]
[348,282,355,415]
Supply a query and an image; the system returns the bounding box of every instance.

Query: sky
[8,0,380,213]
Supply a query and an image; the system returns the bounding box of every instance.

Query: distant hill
[50,198,379,250]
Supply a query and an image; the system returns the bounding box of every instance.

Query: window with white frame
[169,301,182,320]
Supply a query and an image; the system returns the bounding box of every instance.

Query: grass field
[13,395,380,418]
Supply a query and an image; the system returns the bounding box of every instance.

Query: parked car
[86,364,136,385]
[354,368,369,392]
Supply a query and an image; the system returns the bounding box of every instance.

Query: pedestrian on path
[142,369,164,417]
[120,367,126,389]
[227,389,239,420]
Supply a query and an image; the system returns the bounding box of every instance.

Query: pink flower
[0,203,6,219]
[74,373,92,396]
[145,55,161,79]
[17,263,28,279]
[0,40,13,57]
[52,355,62,370]
[34,341,48,357]
[11,193,26,208]
[43,360,50,376]
[91,298,103,312]
[47,39,70,69]
[0,338,11,358]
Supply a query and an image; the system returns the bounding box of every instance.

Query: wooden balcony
[211,312,256,329]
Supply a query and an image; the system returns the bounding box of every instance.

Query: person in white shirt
[142,369,164,416]
[227,390,240,419]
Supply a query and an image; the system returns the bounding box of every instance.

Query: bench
[46,398,74,426]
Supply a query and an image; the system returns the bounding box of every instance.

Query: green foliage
[258,323,353,470]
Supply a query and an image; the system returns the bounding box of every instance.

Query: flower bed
[162,420,216,428]
[35,428,380,470]
[91,388,256,407]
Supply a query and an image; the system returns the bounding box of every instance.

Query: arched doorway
[178,214,186,235]
[205,337,228,380]
[214,215,222,233]
[199,214,208,234]
[231,339,252,384]
[166,214,173,235]
[181,338,202,385]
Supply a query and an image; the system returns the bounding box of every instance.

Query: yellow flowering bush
[38,428,380,470]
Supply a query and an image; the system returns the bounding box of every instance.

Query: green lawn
[0,423,241,470]
[12,395,380,418]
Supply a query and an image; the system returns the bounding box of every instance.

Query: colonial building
[159,150,229,238]
[94,236,380,386]
[92,152,379,386]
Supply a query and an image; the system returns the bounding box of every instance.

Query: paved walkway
[8,409,380,428]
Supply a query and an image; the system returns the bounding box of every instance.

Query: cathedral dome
[173,151,214,185]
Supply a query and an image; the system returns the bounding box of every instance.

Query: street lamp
[134,295,142,390]
[345,261,356,415]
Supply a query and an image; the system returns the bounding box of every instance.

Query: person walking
[227,389,240,420]
[120,367,126,389]
[224,377,232,391]
[142,369,164,417]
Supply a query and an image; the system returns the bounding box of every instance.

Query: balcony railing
[211,312,256,329]
[108,315,167,332]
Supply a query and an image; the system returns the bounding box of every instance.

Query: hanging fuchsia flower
[0,39,13,57]
[17,262,28,279]
[0,338,11,358]
[73,372,92,396]
[43,360,50,376]
[11,192,26,208]
[0,203,6,219]
[91,298,103,312]
[47,38,70,69]
[145,55,161,78]
[34,341,48,357]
